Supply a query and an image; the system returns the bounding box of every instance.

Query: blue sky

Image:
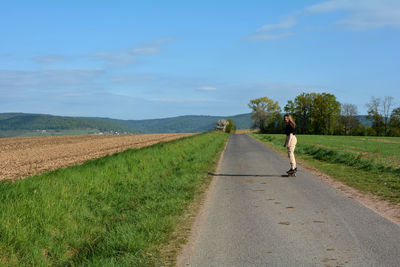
[1,0,399,119]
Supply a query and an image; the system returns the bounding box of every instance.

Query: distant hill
[0,112,372,138]
[357,115,373,126]
[116,113,252,133]
[0,113,134,136]
[0,112,252,137]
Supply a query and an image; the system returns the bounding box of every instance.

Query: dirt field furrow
[0,133,195,180]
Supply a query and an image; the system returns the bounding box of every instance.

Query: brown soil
[0,133,195,181]
[360,138,400,144]
[234,129,259,134]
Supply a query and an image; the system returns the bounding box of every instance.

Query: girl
[283,114,297,174]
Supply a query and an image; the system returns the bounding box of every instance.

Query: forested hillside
[0,112,375,138]
[0,113,252,137]
[0,113,132,132]
[118,113,252,133]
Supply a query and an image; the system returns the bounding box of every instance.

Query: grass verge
[0,131,229,266]
[160,136,228,267]
[250,133,400,204]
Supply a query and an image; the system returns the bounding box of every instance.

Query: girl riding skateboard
[283,114,297,176]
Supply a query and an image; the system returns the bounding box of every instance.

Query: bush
[366,127,376,136]
[225,119,236,133]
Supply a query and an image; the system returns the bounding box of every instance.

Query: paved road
[180,134,400,267]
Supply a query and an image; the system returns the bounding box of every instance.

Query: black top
[285,124,295,136]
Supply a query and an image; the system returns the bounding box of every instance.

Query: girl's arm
[284,134,292,147]
[284,134,290,147]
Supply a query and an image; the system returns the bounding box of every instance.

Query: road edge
[175,135,230,267]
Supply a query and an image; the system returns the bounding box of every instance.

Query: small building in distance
[214,119,228,132]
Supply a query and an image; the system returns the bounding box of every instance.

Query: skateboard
[287,170,296,177]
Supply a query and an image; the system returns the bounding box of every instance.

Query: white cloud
[130,47,160,55]
[31,55,73,64]
[306,0,400,30]
[31,37,176,66]
[305,0,354,13]
[248,32,294,41]
[85,42,161,66]
[150,97,220,103]
[127,37,176,55]
[87,38,174,65]
[0,69,104,91]
[248,16,297,41]
[111,73,160,84]
[258,16,297,32]
[86,52,138,66]
[198,86,217,91]
[248,0,400,41]
[0,53,14,59]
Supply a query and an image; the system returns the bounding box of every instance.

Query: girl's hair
[284,114,296,128]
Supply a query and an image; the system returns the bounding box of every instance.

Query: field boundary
[249,134,400,227]
[0,133,196,181]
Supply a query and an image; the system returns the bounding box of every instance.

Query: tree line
[248,93,400,136]
[0,113,133,133]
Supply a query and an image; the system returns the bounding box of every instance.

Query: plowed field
[0,133,195,180]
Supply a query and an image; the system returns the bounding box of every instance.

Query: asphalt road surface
[179,134,400,267]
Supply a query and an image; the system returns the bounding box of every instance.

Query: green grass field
[0,131,228,266]
[296,135,400,169]
[251,133,400,203]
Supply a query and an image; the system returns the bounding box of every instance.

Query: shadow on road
[208,172,288,178]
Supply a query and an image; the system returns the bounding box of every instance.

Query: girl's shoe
[286,168,294,173]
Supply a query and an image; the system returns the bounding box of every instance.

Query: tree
[340,103,359,135]
[389,107,400,136]
[284,100,295,115]
[248,97,281,133]
[284,93,312,134]
[366,97,384,136]
[225,119,236,133]
[284,92,340,135]
[311,93,341,135]
[382,96,394,136]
